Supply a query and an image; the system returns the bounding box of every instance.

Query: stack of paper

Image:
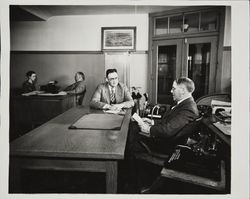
[132,113,144,125]
[211,100,231,107]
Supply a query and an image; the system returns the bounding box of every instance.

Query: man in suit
[64,72,86,105]
[128,77,199,153]
[126,77,199,192]
[90,68,134,111]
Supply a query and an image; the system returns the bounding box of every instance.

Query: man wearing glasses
[90,68,134,111]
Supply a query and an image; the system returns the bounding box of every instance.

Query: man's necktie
[110,88,116,104]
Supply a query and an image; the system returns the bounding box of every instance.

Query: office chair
[133,116,204,192]
[76,90,86,105]
[134,114,226,194]
[135,115,203,160]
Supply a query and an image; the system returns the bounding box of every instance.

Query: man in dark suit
[90,68,134,111]
[128,77,199,153]
[126,77,199,192]
[64,72,86,105]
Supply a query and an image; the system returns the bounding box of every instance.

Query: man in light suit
[90,68,134,111]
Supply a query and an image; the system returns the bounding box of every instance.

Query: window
[154,9,219,36]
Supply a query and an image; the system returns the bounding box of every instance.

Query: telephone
[197,105,212,117]
[214,108,231,123]
[40,81,60,94]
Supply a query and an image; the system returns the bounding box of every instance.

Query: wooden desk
[202,116,231,193]
[202,117,231,147]
[10,106,131,193]
[10,94,76,140]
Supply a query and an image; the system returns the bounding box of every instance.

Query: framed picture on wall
[101,27,136,51]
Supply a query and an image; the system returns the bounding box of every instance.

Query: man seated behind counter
[90,68,134,111]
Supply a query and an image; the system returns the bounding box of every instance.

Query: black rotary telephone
[197,105,212,117]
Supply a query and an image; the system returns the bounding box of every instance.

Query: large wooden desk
[202,117,231,147]
[202,116,231,192]
[10,106,131,193]
[10,94,76,140]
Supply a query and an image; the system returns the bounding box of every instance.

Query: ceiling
[10,5,186,21]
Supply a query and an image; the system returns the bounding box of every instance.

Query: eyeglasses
[108,77,118,81]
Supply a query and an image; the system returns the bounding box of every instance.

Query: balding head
[171,77,195,102]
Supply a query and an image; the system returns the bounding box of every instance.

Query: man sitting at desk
[127,77,199,192]
[129,77,199,154]
[64,72,86,105]
[90,68,134,111]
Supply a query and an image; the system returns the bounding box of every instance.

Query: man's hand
[110,103,124,111]
[138,122,151,135]
[142,118,154,125]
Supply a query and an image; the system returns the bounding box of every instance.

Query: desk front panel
[10,94,76,140]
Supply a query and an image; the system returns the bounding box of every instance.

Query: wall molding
[11,51,103,54]
[11,50,148,54]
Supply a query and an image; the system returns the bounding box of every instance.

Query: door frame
[183,36,218,94]
[151,39,183,104]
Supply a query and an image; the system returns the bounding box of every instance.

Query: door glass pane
[184,12,199,33]
[188,43,211,99]
[158,45,176,104]
[155,17,168,35]
[200,10,218,31]
[169,15,183,34]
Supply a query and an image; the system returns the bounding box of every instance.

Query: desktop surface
[10,106,131,159]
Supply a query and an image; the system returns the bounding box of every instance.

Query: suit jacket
[64,81,86,105]
[150,97,199,139]
[90,82,134,109]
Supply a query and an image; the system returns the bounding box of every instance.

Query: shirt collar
[108,85,116,92]
[177,95,191,104]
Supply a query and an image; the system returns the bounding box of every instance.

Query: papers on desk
[104,109,126,115]
[132,113,144,125]
[213,122,231,136]
[37,91,67,96]
[22,91,67,97]
[211,99,231,107]
[211,99,231,114]
[21,91,45,96]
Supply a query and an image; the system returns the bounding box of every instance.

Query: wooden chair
[134,115,226,194]
[133,116,203,192]
[134,116,203,166]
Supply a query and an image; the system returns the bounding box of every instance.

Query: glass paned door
[188,43,211,99]
[152,39,183,104]
[184,37,218,100]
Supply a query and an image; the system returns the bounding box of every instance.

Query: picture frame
[101,27,136,51]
